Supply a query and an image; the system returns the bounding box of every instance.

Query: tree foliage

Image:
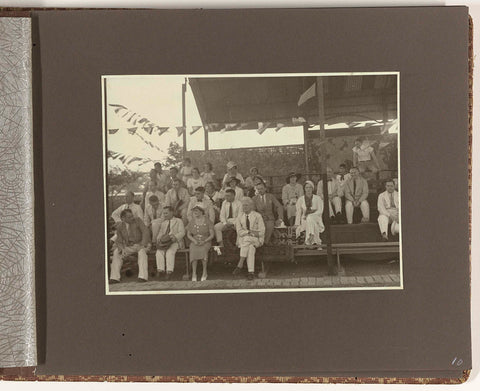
[164,141,183,168]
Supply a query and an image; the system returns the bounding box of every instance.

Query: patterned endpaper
[0,17,36,368]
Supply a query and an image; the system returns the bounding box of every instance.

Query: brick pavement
[108,272,401,292]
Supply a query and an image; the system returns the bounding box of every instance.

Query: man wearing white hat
[377,180,400,240]
[222,161,245,188]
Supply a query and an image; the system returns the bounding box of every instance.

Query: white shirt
[377,190,399,216]
[353,144,374,162]
[187,177,206,193]
[219,199,242,224]
[336,173,351,189]
[144,203,164,227]
[111,203,144,223]
[317,178,341,199]
[201,171,216,184]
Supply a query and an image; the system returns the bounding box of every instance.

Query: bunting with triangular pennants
[176,126,185,136]
[108,103,314,138]
[109,103,207,138]
[190,125,202,135]
[107,150,154,168]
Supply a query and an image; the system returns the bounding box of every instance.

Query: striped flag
[297,83,316,106]
[108,128,119,134]
[127,127,137,135]
[143,127,154,135]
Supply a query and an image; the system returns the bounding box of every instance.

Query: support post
[316,76,336,275]
[182,80,187,156]
[204,125,209,151]
[303,123,310,180]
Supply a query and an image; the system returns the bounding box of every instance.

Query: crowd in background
[109,138,399,284]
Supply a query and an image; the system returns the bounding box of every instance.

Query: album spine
[0,17,36,368]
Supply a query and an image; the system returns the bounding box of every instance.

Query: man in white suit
[377,180,400,240]
[233,197,266,281]
[214,188,242,246]
[155,206,186,280]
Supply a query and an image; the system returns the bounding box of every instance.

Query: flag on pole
[297,83,316,106]
[108,128,119,134]
[274,123,285,132]
[257,122,271,135]
[158,127,169,136]
[143,127,154,135]
[127,127,137,135]
[176,126,185,136]
[119,154,128,164]
[190,125,202,135]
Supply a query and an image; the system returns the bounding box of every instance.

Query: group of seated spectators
[109,157,399,285]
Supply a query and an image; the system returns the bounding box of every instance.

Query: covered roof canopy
[189,74,397,132]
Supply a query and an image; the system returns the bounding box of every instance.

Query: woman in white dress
[294,181,325,246]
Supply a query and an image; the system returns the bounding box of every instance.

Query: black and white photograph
[103,73,401,294]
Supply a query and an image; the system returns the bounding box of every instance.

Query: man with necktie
[109,209,150,284]
[214,189,242,247]
[317,167,343,223]
[233,197,265,280]
[165,178,190,223]
[344,167,370,224]
[144,195,164,228]
[377,180,400,240]
[155,206,186,280]
[252,181,283,245]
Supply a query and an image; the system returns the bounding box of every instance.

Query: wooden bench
[292,242,400,269]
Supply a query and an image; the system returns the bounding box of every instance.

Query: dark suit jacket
[252,193,283,221]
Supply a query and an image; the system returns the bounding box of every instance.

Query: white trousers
[156,242,179,272]
[378,214,400,238]
[328,196,342,217]
[110,245,148,281]
[214,222,233,243]
[239,244,257,272]
[345,200,370,224]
